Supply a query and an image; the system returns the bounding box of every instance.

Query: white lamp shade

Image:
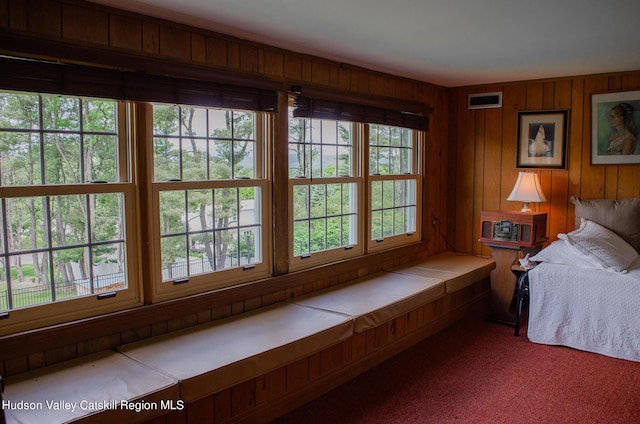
[507,172,547,211]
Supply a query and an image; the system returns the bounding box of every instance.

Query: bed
[526,196,640,362]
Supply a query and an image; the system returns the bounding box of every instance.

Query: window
[0,55,426,334]
[0,91,139,334]
[0,56,280,331]
[288,110,363,269]
[368,124,421,250]
[150,104,270,300]
[289,95,426,266]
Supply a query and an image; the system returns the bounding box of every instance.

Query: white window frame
[0,93,141,336]
[148,103,272,302]
[367,124,422,252]
[288,111,364,271]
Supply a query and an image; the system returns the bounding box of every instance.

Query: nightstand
[512,264,531,336]
[479,210,547,325]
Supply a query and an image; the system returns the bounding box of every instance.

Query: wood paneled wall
[453,72,640,256]
[0,0,452,373]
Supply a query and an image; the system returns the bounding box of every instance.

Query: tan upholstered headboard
[571,196,640,253]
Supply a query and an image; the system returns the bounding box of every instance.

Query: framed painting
[591,90,640,164]
[516,110,568,169]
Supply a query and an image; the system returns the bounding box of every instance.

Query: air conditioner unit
[468,92,502,109]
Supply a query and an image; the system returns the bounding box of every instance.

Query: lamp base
[520,202,532,212]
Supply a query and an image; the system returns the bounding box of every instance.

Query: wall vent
[468,92,502,109]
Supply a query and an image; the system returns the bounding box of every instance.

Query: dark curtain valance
[0,56,278,112]
[292,96,428,131]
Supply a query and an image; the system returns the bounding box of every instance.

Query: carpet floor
[272,311,640,424]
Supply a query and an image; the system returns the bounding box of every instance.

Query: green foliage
[292,183,356,256]
[287,117,359,257]
[0,92,126,305]
[153,106,260,276]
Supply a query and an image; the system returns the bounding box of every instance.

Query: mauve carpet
[272,311,640,424]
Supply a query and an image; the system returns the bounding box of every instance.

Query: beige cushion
[3,351,178,424]
[118,302,353,402]
[571,196,640,253]
[386,252,495,293]
[288,271,444,333]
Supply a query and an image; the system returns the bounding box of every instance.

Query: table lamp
[507,172,546,212]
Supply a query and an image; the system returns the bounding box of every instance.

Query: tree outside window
[152,105,263,284]
[0,92,128,311]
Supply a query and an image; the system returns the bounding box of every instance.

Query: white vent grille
[468,92,502,109]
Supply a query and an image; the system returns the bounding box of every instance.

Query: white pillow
[557,218,639,273]
[529,240,597,268]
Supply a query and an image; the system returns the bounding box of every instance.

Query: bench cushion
[288,271,444,333]
[3,350,178,424]
[118,302,353,402]
[386,252,495,293]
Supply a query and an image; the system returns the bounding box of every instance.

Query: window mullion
[79,98,86,182]
[38,95,46,185]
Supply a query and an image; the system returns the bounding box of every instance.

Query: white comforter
[528,256,640,362]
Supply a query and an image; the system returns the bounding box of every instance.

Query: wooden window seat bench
[2,252,494,424]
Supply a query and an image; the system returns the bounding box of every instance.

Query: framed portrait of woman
[516,110,568,169]
[592,90,640,165]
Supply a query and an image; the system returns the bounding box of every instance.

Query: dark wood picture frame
[516,110,568,169]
